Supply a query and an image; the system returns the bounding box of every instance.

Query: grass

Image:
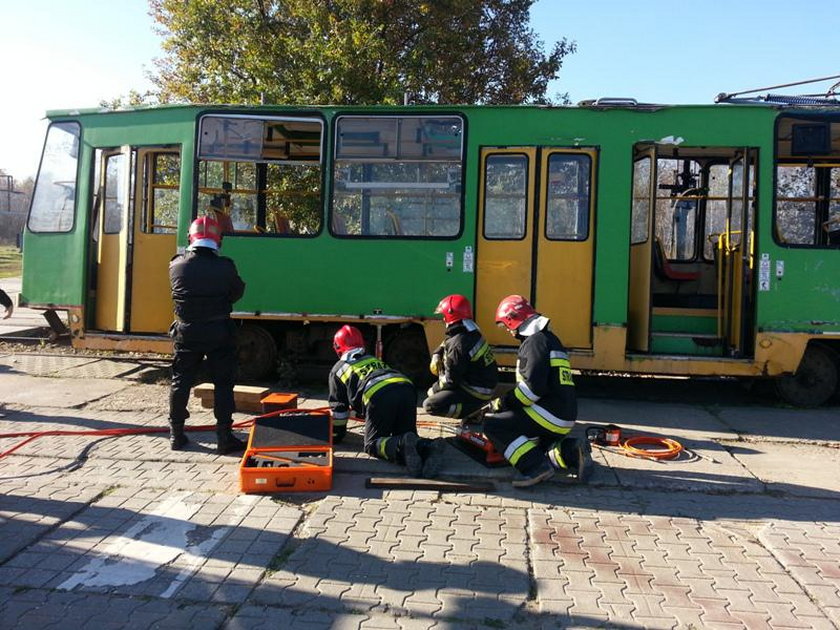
[0,245,22,279]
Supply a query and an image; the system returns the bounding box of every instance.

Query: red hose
[0,407,330,460]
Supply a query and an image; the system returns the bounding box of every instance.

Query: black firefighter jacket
[431,320,498,400]
[169,247,245,324]
[328,349,412,422]
[501,326,577,435]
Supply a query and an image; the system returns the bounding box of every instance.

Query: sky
[1,0,838,182]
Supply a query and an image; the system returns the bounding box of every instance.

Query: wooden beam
[366,477,495,492]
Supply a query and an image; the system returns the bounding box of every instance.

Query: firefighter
[168,215,246,454]
[423,294,498,419]
[328,325,447,478]
[484,295,592,487]
[0,288,13,319]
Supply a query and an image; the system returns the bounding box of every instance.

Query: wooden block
[365,477,496,492]
[193,383,270,413]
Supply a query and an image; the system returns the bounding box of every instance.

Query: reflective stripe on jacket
[503,327,577,434]
[433,320,498,400]
[329,349,413,418]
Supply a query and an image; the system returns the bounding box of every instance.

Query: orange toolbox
[240,410,333,494]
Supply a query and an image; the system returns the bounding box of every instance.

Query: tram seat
[212,210,235,234]
[273,213,291,234]
[653,238,701,283]
[824,217,840,246]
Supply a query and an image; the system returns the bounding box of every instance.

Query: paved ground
[0,289,838,628]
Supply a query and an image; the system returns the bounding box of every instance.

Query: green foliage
[148,0,575,105]
[100,89,158,110]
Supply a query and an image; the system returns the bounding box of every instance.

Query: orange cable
[621,436,683,460]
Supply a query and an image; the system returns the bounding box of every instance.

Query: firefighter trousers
[365,382,419,463]
[169,320,237,430]
[422,387,487,419]
[483,409,572,475]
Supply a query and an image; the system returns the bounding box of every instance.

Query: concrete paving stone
[0,374,131,409]
[763,600,817,628]
[0,480,108,562]
[51,359,148,380]
[228,606,351,630]
[0,353,100,376]
[785,590,838,621]
[590,580,627,604]
[758,521,840,625]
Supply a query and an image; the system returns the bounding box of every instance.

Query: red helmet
[333,325,365,356]
[188,215,222,249]
[495,294,538,332]
[435,294,473,324]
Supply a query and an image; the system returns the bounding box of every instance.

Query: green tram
[21,102,840,405]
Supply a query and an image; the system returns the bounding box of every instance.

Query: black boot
[560,437,593,483]
[400,432,424,477]
[217,429,246,455]
[421,438,448,479]
[169,421,189,451]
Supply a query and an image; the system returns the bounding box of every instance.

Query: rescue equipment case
[240,411,333,493]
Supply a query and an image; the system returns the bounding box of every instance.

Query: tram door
[476,147,596,350]
[627,147,755,356]
[93,147,178,333]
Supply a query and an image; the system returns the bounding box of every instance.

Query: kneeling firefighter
[484,295,592,487]
[328,325,446,478]
[423,294,498,419]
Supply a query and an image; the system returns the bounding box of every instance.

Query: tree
[148,0,575,106]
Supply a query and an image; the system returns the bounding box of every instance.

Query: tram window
[103,154,127,234]
[331,116,463,238]
[197,115,323,236]
[484,155,527,239]
[703,164,729,259]
[776,165,818,245]
[545,154,590,241]
[143,152,180,234]
[654,159,700,260]
[28,122,80,233]
[775,116,840,247]
[829,170,840,244]
[631,157,651,244]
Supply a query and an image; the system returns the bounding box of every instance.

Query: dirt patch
[85,383,207,415]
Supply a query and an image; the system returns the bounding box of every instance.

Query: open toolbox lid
[249,411,331,449]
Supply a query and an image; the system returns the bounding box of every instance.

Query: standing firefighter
[423,294,498,419]
[485,295,592,487]
[168,215,246,454]
[329,325,446,478]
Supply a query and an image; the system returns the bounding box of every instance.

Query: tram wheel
[775,344,839,407]
[384,327,433,389]
[236,323,278,381]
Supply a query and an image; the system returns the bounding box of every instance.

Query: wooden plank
[365,477,496,492]
[193,383,270,413]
